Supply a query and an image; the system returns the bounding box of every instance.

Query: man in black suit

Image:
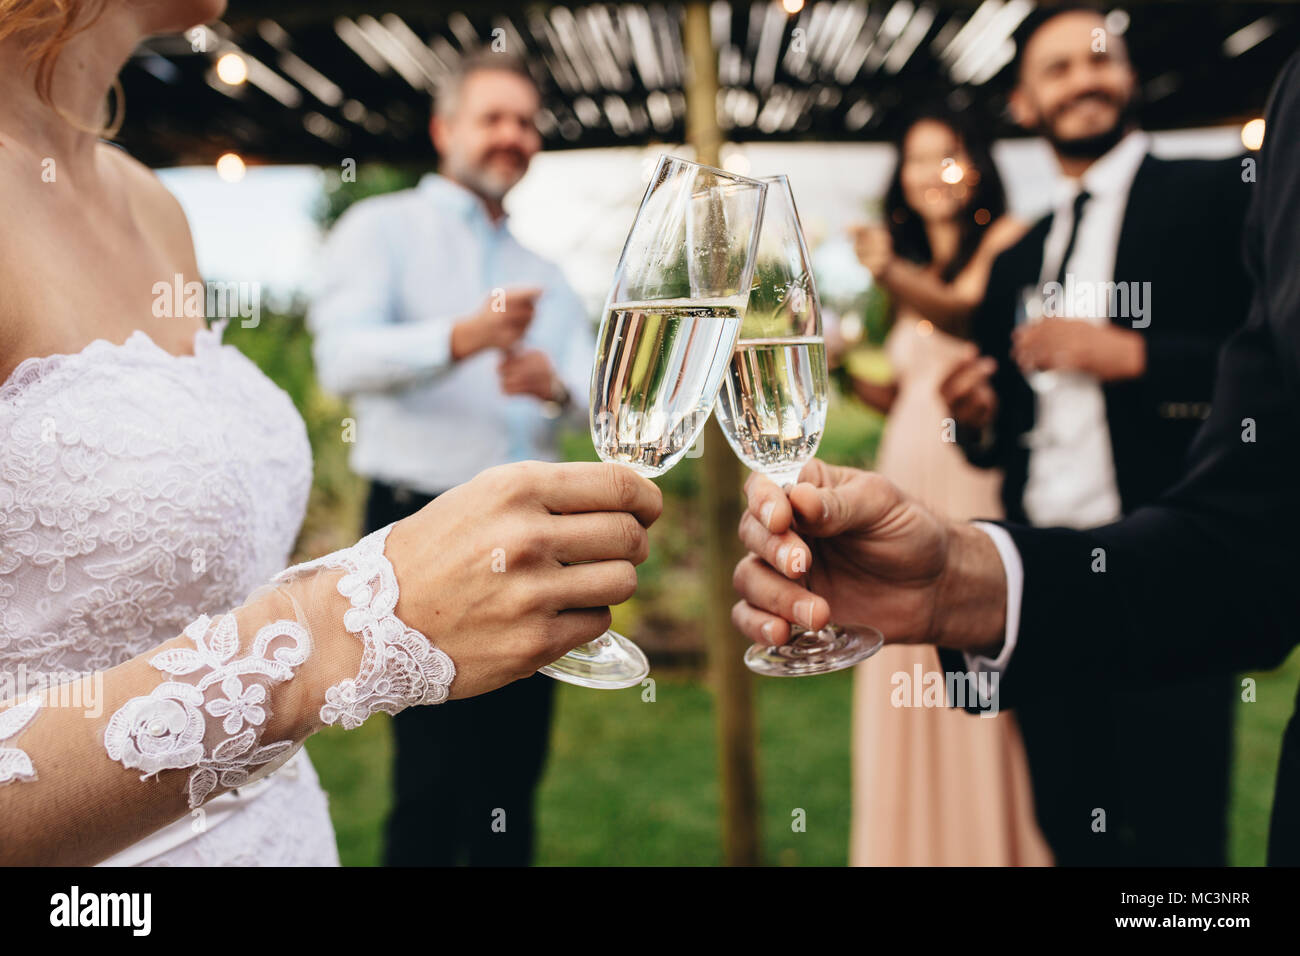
[730,46,1300,866]
[937,7,1251,865]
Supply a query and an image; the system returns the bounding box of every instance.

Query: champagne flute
[714,175,885,677]
[538,155,769,689]
[1015,284,1060,451]
[1016,285,1060,394]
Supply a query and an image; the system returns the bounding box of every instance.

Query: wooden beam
[682,0,762,868]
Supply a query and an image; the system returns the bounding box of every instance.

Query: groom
[730,46,1300,865]
[939,5,1250,866]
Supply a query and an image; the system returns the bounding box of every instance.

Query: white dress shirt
[1021,130,1150,530]
[966,131,1150,675]
[308,173,593,494]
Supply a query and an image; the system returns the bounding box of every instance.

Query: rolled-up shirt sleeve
[308,202,463,397]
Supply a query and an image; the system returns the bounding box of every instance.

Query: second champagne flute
[714,174,885,677]
[538,155,769,689]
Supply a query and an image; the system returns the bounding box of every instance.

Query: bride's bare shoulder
[96,142,198,260]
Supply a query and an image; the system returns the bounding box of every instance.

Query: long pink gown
[849,315,1053,866]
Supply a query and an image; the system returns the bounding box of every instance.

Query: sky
[158,128,1247,317]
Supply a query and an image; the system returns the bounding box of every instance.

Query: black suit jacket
[963,150,1253,522]
[941,50,1300,865]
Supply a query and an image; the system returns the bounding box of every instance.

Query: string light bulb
[216,152,246,182]
[215,52,248,86]
[1241,118,1265,151]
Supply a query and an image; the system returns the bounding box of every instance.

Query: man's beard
[1041,93,1138,160]
[445,151,527,202]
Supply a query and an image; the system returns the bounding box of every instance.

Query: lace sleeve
[0,697,41,785]
[0,524,453,865]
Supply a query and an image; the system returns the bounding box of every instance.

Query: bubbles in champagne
[714,336,828,486]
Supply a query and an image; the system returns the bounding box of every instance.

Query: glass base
[762,465,803,489]
[539,629,650,689]
[744,623,884,677]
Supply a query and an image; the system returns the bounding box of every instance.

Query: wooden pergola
[117,1,1300,866]
[120,1,1300,167]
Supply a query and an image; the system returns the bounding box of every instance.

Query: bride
[0,0,661,866]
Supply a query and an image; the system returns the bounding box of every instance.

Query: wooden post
[682,0,762,867]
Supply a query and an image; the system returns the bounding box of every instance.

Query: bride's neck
[0,9,145,178]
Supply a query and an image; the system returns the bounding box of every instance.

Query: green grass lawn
[307,646,1299,867]
[306,668,857,867]
[1229,648,1300,865]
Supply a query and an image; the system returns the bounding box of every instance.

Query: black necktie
[1054,189,1092,286]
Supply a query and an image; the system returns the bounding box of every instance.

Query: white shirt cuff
[963,521,1023,676]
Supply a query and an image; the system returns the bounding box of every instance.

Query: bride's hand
[385,461,663,697]
[0,461,660,865]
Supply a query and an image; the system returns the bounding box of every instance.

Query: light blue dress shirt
[308,173,594,494]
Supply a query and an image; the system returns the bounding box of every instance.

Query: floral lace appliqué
[104,613,311,808]
[0,696,42,785]
[275,523,455,730]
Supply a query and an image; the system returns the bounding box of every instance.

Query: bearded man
[309,50,591,867]
[933,4,1253,865]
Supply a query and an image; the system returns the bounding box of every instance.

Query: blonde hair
[0,0,123,137]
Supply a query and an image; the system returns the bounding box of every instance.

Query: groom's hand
[730,460,1008,655]
[386,461,662,698]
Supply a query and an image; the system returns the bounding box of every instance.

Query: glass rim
[745,172,824,331]
[600,152,770,315]
[650,152,770,191]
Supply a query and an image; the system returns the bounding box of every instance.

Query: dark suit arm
[939,309,1300,710]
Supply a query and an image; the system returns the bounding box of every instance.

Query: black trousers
[365,480,556,867]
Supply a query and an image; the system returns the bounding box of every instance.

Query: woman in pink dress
[847,111,1052,866]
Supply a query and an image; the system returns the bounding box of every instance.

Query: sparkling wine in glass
[538,155,768,689]
[714,174,885,677]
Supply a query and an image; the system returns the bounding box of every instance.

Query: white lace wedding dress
[0,321,344,866]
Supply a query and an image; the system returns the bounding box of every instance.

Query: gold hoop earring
[102,75,126,139]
